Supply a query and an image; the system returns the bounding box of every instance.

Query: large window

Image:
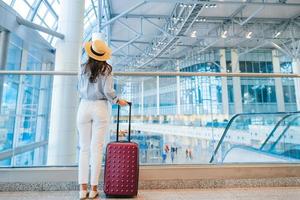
[239,50,273,73]
[3,0,101,46]
[241,84,276,103]
[0,33,54,166]
[279,55,297,111]
[0,33,22,166]
[180,51,222,115]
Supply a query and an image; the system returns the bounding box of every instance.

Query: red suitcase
[104,102,139,196]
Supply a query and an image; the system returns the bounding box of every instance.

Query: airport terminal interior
[0,0,300,199]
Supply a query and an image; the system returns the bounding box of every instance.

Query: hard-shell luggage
[104,102,139,196]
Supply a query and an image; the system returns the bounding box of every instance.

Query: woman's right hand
[117,99,128,106]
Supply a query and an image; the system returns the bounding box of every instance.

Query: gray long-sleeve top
[77,66,119,104]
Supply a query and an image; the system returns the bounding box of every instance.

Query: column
[231,49,243,114]
[272,50,285,112]
[220,49,229,118]
[141,79,144,121]
[176,64,181,115]
[156,76,160,116]
[176,76,181,115]
[0,30,10,113]
[47,0,85,165]
[292,58,300,110]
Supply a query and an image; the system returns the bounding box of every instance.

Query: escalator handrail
[259,114,295,150]
[269,115,300,152]
[209,111,300,163]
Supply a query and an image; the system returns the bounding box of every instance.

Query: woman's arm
[103,75,119,104]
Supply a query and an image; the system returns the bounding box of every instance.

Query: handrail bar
[0,70,300,77]
[209,111,300,163]
[0,140,48,161]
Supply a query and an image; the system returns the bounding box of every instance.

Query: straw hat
[84,32,112,61]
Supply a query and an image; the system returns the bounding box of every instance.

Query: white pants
[77,99,109,185]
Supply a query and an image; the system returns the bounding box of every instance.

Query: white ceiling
[108,0,300,68]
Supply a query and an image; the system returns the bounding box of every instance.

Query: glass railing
[262,113,300,160]
[260,113,300,151]
[0,71,299,167]
[210,112,300,163]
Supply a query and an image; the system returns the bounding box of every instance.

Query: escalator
[209,111,300,164]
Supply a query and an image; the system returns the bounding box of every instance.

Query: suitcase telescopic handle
[116,101,132,142]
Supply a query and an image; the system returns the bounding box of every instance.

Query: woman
[77,35,128,199]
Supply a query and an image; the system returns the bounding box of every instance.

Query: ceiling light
[191,31,197,38]
[221,30,228,38]
[274,31,281,38]
[158,41,166,45]
[196,18,206,22]
[205,4,217,8]
[246,31,252,39]
[179,3,188,8]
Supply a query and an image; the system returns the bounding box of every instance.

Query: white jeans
[77,99,109,185]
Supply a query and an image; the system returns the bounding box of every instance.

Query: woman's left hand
[117,99,128,106]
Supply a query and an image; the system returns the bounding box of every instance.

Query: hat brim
[84,42,112,61]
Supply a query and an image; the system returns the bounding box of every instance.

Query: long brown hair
[84,57,112,83]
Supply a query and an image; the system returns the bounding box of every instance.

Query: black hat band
[91,46,105,56]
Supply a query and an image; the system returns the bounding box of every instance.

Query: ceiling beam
[113,54,179,60]
[111,39,196,47]
[139,4,205,67]
[110,14,294,23]
[91,0,98,20]
[143,17,173,37]
[145,0,300,7]
[16,16,64,39]
[111,14,169,19]
[112,35,141,54]
[101,1,147,29]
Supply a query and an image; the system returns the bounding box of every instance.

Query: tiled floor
[0,187,300,200]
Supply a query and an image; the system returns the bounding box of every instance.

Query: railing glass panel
[0,73,299,167]
[267,114,300,160]
[211,112,300,163]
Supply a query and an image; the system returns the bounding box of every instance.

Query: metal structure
[1,0,300,70]
[104,0,300,70]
